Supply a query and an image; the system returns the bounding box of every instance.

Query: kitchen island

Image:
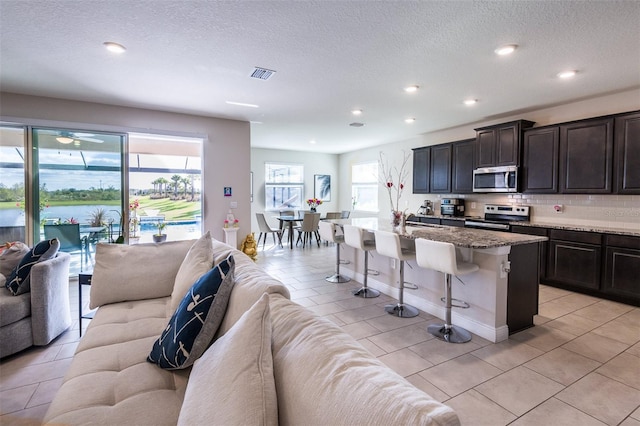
[330,218,547,342]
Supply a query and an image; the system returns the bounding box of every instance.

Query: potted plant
[153,221,167,243]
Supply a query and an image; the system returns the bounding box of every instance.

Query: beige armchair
[0,252,72,358]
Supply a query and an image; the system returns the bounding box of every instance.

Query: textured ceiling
[1,1,639,153]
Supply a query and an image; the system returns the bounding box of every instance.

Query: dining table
[274,215,304,249]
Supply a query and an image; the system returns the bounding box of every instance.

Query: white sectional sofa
[44,237,459,426]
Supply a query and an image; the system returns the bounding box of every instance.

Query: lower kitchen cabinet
[511,225,548,281]
[603,235,640,301]
[547,230,602,290]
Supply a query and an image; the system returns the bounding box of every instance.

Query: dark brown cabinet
[559,117,614,193]
[430,144,452,193]
[412,147,431,194]
[522,126,559,193]
[475,120,535,167]
[511,225,548,281]
[440,218,464,227]
[603,235,640,302]
[452,139,475,193]
[547,230,602,290]
[614,111,640,194]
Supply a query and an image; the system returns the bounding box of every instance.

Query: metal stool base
[428,324,472,343]
[353,287,380,298]
[326,273,350,283]
[385,303,419,318]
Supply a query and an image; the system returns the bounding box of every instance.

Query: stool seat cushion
[414,238,478,276]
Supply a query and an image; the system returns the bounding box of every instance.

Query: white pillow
[169,231,213,313]
[177,293,278,426]
[90,239,195,309]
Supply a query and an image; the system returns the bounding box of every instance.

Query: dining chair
[325,212,342,219]
[279,210,295,240]
[255,213,283,249]
[341,211,351,219]
[295,213,320,248]
[43,224,88,271]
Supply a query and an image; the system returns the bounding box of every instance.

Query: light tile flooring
[2,241,640,425]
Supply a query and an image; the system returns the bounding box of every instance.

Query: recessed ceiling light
[464,99,478,106]
[404,85,419,93]
[351,109,363,115]
[557,70,577,79]
[103,42,126,54]
[309,140,316,144]
[494,44,517,56]
[405,118,416,123]
[225,101,259,108]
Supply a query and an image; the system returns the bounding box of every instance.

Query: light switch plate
[230,201,238,209]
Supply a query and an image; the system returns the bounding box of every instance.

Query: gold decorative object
[241,232,258,261]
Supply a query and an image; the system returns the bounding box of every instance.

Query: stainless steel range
[464,205,530,231]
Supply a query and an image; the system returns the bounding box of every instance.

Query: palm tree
[171,175,182,198]
[181,177,190,199]
[157,177,170,198]
[151,178,161,195]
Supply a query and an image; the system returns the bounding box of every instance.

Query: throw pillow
[90,239,196,309]
[169,231,213,313]
[177,293,277,426]
[6,239,60,295]
[147,254,236,370]
[0,241,30,278]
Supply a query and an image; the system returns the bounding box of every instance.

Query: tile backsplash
[423,194,640,231]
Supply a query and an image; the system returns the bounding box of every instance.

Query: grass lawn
[0,196,200,222]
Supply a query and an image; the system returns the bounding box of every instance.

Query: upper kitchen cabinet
[412,147,431,194]
[614,110,640,194]
[522,126,559,193]
[560,117,614,193]
[452,139,475,193]
[475,120,535,167]
[430,144,452,193]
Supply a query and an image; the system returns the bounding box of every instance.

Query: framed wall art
[314,174,331,201]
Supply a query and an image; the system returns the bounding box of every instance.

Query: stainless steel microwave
[473,166,518,193]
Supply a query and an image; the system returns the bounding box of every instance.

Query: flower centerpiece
[129,199,140,238]
[307,198,323,212]
[379,151,410,228]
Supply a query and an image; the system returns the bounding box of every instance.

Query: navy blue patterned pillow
[6,239,60,296]
[148,254,235,370]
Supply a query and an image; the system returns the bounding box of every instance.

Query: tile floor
[1,241,639,425]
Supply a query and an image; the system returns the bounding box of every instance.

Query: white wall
[338,89,640,230]
[250,148,339,232]
[0,92,251,244]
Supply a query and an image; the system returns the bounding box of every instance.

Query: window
[351,161,378,212]
[128,133,203,242]
[265,163,303,210]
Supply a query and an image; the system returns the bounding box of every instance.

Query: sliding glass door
[33,128,126,272]
[0,125,27,244]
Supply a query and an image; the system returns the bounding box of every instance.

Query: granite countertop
[331,218,547,249]
[510,221,640,237]
[409,214,640,237]
[407,226,547,249]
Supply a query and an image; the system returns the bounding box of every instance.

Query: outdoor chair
[43,224,88,271]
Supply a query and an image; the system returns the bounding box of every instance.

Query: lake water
[0,205,122,227]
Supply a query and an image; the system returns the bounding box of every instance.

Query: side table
[78,272,95,337]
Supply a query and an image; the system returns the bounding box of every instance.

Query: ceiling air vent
[250,67,276,80]
[349,122,365,127]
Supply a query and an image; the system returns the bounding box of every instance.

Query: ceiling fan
[51,130,104,144]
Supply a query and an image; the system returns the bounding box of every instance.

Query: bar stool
[414,238,479,343]
[318,221,350,283]
[374,230,418,318]
[343,225,380,298]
